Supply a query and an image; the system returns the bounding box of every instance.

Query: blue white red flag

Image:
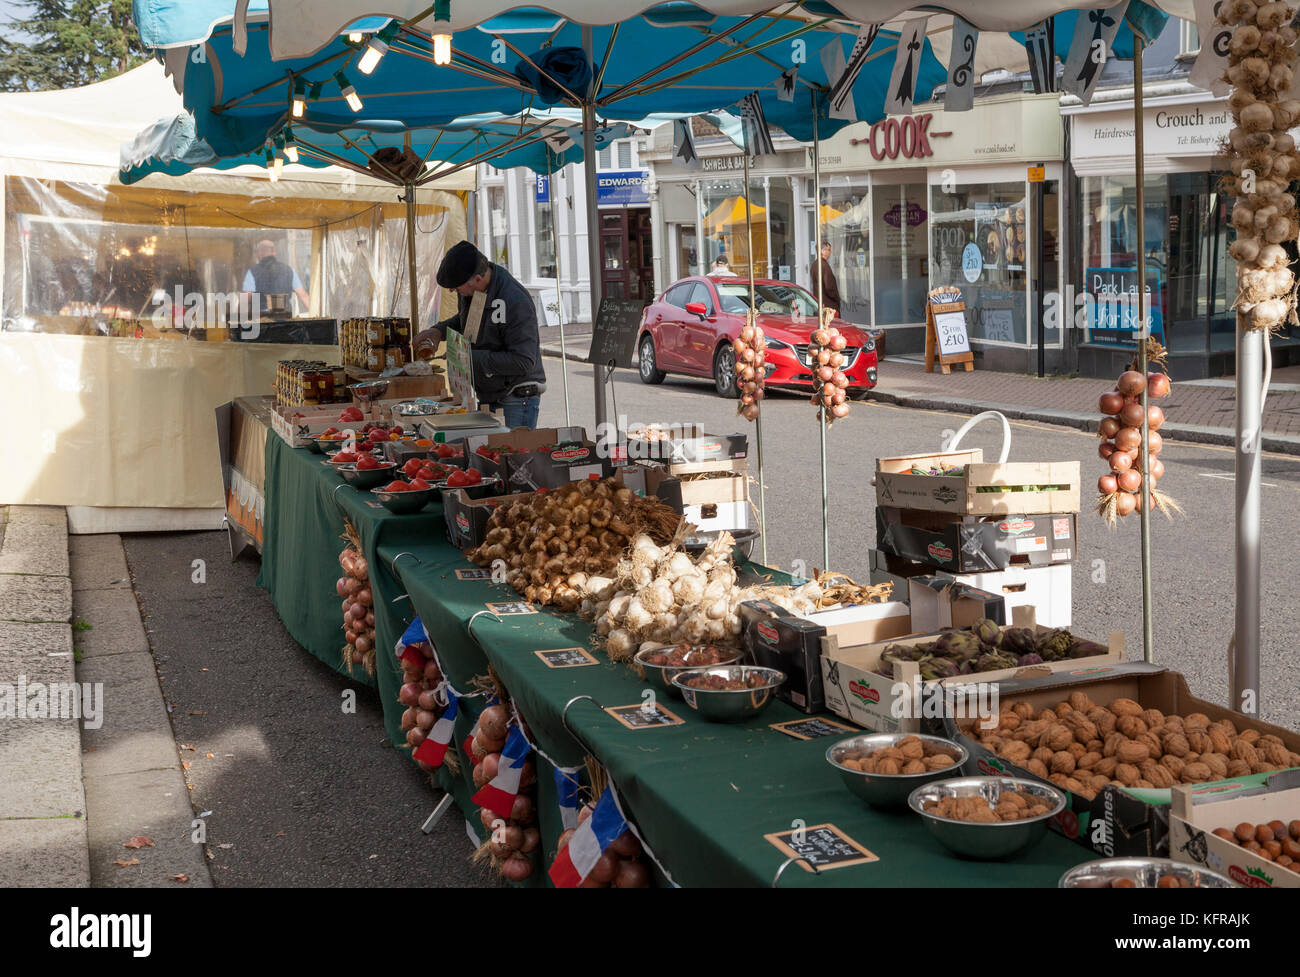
[471,725,531,819]
[555,766,584,831]
[548,786,629,888]
[396,618,431,668]
[413,687,457,768]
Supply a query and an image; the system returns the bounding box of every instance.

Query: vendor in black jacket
[414,241,546,429]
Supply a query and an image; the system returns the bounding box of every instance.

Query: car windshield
[714,282,821,318]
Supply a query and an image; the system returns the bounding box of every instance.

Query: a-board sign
[605,703,684,729]
[586,297,647,369]
[925,286,975,375]
[445,329,478,410]
[764,823,878,871]
[534,647,598,668]
[769,717,856,741]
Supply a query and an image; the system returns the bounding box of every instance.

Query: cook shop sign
[851,113,951,161]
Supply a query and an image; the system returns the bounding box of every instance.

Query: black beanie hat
[437,240,485,289]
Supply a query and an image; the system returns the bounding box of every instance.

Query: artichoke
[972,617,1001,646]
[1017,652,1045,667]
[1068,639,1108,660]
[998,627,1038,656]
[974,651,1019,673]
[920,656,961,680]
[1036,627,1074,662]
[941,631,981,660]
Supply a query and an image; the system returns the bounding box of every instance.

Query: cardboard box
[463,427,609,489]
[876,506,1078,572]
[624,425,748,466]
[271,404,355,448]
[741,600,911,714]
[1169,775,1300,888]
[354,372,444,403]
[867,548,936,594]
[821,606,1122,735]
[907,576,1006,631]
[944,665,1300,858]
[875,449,1080,516]
[443,489,536,550]
[939,563,1072,628]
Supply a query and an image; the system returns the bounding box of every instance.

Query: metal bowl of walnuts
[826,733,969,810]
[909,777,1067,860]
[1059,857,1235,888]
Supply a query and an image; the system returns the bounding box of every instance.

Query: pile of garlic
[578,532,823,660]
[1224,0,1300,331]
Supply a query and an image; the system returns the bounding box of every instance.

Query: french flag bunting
[549,786,629,888]
[396,618,431,668]
[471,725,531,819]
[555,765,584,832]
[412,688,457,768]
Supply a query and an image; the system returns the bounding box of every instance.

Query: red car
[636,276,878,397]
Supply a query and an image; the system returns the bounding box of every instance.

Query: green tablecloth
[259,431,1093,887]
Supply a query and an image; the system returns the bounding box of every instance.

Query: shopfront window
[701,177,763,278]
[766,177,795,282]
[931,180,1029,344]
[534,195,556,280]
[819,177,871,326]
[873,181,928,327]
[487,185,508,265]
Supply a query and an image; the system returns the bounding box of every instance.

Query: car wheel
[638,334,666,384]
[713,344,738,398]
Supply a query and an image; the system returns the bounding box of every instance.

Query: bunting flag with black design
[944,17,979,113]
[738,92,776,157]
[1189,0,1231,96]
[883,17,928,116]
[1022,20,1056,94]
[672,118,700,169]
[547,133,576,155]
[818,38,855,121]
[776,66,798,103]
[828,23,881,118]
[1062,1,1129,105]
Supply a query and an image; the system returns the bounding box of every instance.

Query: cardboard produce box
[867,548,937,593]
[616,462,746,529]
[875,449,1080,516]
[444,489,536,550]
[907,576,1006,631]
[740,600,911,714]
[939,563,1072,628]
[821,606,1122,735]
[623,425,747,467]
[1169,775,1300,888]
[944,665,1300,858]
[876,506,1078,572]
[463,427,609,489]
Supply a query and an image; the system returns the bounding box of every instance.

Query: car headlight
[863,337,875,351]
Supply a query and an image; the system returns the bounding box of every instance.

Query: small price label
[769,717,856,741]
[764,823,878,871]
[535,647,598,669]
[486,601,536,616]
[605,703,683,729]
[456,568,493,581]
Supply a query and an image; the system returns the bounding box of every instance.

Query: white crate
[937,563,1072,627]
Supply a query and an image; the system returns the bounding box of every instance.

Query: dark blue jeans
[494,394,541,429]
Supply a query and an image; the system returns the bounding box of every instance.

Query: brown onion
[1099,392,1124,416]
[416,709,436,731]
[400,707,418,731]
[399,682,422,706]
[1150,458,1165,480]
[1098,441,1116,460]
[424,660,442,682]
[1147,406,1165,431]
[355,634,371,655]
[1147,372,1172,398]
[740,325,756,343]
[1119,402,1146,428]
[480,807,496,832]
[481,752,501,781]
[817,365,834,382]
[610,830,642,858]
[356,588,372,607]
[480,704,509,740]
[351,555,368,579]
[742,403,760,420]
[346,629,358,645]
[502,854,533,882]
[1117,370,1147,396]
[1116,492,1137,516]
[1148,431,1163,455]
[556,828,575,851]
[614,859,651,888]
[1098,417,1120,439]
[831,403,850,418]
[1098,474,1118,494]
[418,689,439,711]
[1109,451,1135,473]
[510,794,535,825]
[587,851,619,885]
[829,334,847,351]
[1118,470,1143,493]
[1114,427,1142,452]
[336,577,349,597]
[520,826,540,853]
[406,726,427,747]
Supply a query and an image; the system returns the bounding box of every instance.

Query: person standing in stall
[413,241,546,429]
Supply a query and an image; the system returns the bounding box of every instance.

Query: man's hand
[414,326,445,357]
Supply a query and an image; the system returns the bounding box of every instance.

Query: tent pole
[813,94,829,572]
[405,184,421,361]
[583,26,607,431]
[551,155,572,426]
[744,150,768,566]
[1133,41,1153,664]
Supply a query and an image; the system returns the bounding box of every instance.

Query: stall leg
[420,792,456,834]
[743,150,767,564]
[582,29,606,430]
[1133,40,1153,663]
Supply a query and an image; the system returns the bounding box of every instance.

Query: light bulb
[273,155,284,180]
[358,35,388,74]
[433,34,452,65]
[336,72,362,112]
[284,139,299,164]
[291,79,306,118]
[266,149,279,182]
[348,32,363,43]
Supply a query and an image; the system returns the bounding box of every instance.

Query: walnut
[1162,731,1190,757]
[1011,701,1034,719]
[1259,733,1284,748]
[1069,691,1094,713]
[902,759,927,775]
[1017,719,1051,743]
[1144,764,1176,789]
[1252,762,1277,775]
[1048,772,1070,787]
[1000,741,1031,764]
[1227,759,1252,778]
[1116,763,1141,786]
[1063,712,1099,745]
[1075,785,1098,801]
[1054,700,1073,716]
[1063,777,1085,794]
[877,746,903,761]
[1117,715,1148,739]
[1110,697,1144,718]
[1185,712,1212,730]
[1095,711,1117,736]
[1263,741,1291,766]
[1232,741,1260,766]
[995,801,1021,821]
[1103,732,1126,758]
[1142,708,1165,731]
[1209,728,1233,755]
[1094,756,1119,778]
[1239,728,1261,745]
[1025,758,1050,779]
[1160,755,1187,778]
[1051,751,1077,775]
[1135,779,1155,789]
[998,712,1021,733]
[1202,753,1229,779]
[924,754,956,771]
[1181,762,1213,783]
[1066,742,1087,759]
[1187,730,1212,754]
[898,736,924,760]
[1033,746,1055,766]
[1118,741,1150,764]
[1045,724,1075,752]
[1089,774,1112,792]
[1162,715,1185,732]
[1077,751,1103,770]
[877,758,901,775]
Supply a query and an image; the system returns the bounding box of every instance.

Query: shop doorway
[600,207,654,301]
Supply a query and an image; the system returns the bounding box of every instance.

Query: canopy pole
[1133,41,1153,664]
[582,26,607,432]
[404,184,421,362]
[813,94,829,572]
[744,149,768,566]
[550,156,572,426]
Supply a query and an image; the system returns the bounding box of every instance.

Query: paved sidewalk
[540,336,1300,454]
[0,505,88,887]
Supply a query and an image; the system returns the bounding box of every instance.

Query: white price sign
[933,310,970,356]
[445,329,478,411]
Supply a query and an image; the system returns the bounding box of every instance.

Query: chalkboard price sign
[586,297,648,369]
[535,647,598,669]
[764,823,878,871]
[605,703,684,729]
[455,568,493,581]
[485,601,536,616]
[769,717,856,741]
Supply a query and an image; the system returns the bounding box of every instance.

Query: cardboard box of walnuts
[1168,774,1300,888]
[945,664,1300,858]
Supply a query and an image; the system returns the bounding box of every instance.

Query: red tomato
[330,451,358,463]
[434,443,458,458]
[322,426,340,436]
[408,478,431,490]
[446,469,471,487]
[355,440,373,452]
[356,456,382,471]
[402,459,425,478]
[382,480,411,492]
[465,468,483,483]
